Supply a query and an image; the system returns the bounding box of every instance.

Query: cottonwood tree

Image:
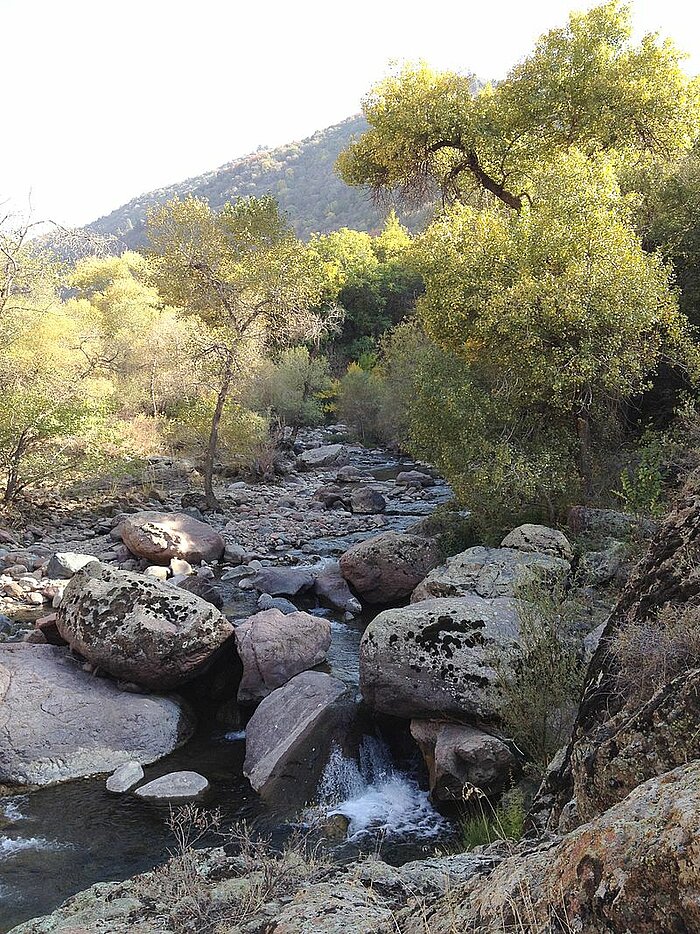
[147,195,332,503]
[338,2,699,211]
[338,1,700,518]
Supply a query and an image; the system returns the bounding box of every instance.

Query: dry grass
[613,604,700,706]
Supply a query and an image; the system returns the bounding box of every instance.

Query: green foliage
[617,432,666,517]
[496,577,587,774]
[166,398,269,473]
[246,347,332,430]
[334,363,383,443]
[339,3,699,209]
[460,791,525,851]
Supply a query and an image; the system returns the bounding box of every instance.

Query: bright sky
[1,0,699,227]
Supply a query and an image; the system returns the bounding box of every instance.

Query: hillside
[86,116,426,249]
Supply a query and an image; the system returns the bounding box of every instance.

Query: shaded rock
[396,469,434,488]
[350,488,386,515]
[411,720,516,800]
[579,539,628,584]
[297,444,349,469]
[118,510,224,564]
[403,762,700,934]
[313,484,349,509]
[223,542,246,565]
[176,573,224,610]
[336,465,366,483]
[247,565,316,597]
[57,562,233,691]
[134,770,209,801]
[34,613,66,646]
[0,644,194,786]
[412,545,569,602]
[360,596,521,720]
[45,552,98,579]
[567,505,658,540]
[500,524,573,561]
[314,562,362,614]
[243,670,355,804]
[340,531,441,604]
[235,608,331,703]
[257,593,299,614]
[106,761,144,794]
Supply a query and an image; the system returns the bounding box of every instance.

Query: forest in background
[3,0,700,537]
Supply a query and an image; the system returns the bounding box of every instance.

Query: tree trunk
[576,385,594,501]
[203,354,234,507]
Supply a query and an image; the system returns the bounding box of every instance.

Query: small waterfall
[317,737,448,843]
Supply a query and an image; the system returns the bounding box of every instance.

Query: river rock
[411,545,569,602]
[118,510,225,564]
[56,562,234,691]
[45,552,98,579]
[257,593,299,614]
[339,531,441,604]
[350,488,386,515]
[360,596,521,720]
[314,562,362,614]
[235,608,332,703]
[106,761,144,794]
[0,644,194,785]
[246,565,316,597]
[410,720,516,800]
[500,524,573,561]
[297,444,349,469]
[243,670,355,804]
[176,573,224,609]
[134,770,209,801]
[396,470,434,488]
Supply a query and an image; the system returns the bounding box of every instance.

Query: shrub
[165,398,269,475]
[245,347,332,435]
[613,604,700,706]
[495,577,586,774]
[334,363,383,442]
[460,788,525,851]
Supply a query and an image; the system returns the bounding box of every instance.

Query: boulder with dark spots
[340,531,441,604]
[500,524,574,561]
[246,566,316,597]
[360,596,521,720]
[234,608,331,703]
[410,720,516,800]
[56,562,234,691]
[0,644,194,786]
[243,670,356,804]
[118,510,225,564]
[411,545,569,602]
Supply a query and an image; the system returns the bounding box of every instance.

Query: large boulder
[350,488,386,515]
[340,531,441,604]
[234,608,332,703]
[297,444,349,470]
[314,562,362,615]
[118,510,225,564]
[402,761,700,934]
[57,562,234,691]
[243,670,355,804]
[411,545,569,602]
[0,644,194,786]
[410,720,516,800]
[500,524,574,561]
[360,596,521,720]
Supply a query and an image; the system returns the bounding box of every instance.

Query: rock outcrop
[500,523,574,561]
[243,670,355,804]
[57,562,233,691]
[339,531,441,604]
[118,510,225,564]
[234,608,331,703]
[410,720,516,800]
[412,545,569,602]
[0,644,193,785]
[360,595,521,720]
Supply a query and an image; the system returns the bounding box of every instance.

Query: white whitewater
[317,736,448,842]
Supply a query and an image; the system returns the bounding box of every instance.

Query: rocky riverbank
[0,426,670,933]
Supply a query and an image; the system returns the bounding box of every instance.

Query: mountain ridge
[85,115,426,250]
